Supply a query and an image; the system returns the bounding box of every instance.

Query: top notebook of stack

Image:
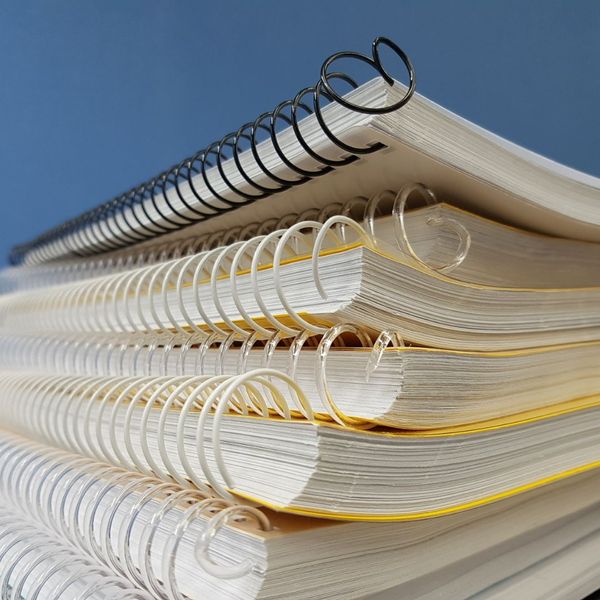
[8,39,600,268]
[1,36,599,600]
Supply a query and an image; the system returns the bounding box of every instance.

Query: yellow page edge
[232,460,600,522]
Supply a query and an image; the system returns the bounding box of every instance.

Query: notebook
[1,370,599,519]
[1,428,599,600]
[3,332,600,428]
[10,36,600,269]
[4,199,600,351]
[6,201,600,294]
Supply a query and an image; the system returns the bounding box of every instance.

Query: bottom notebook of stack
[1,428,599,600]
[259,474,600,600]
[366,513,600,600]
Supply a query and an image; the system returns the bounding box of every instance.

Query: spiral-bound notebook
[9,39,600,266]
[1,429,600,600]
[4,200,600,351]
[1,36,600,600]
[2,368,599,520]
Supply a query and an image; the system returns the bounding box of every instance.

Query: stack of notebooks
[0,36,599,599]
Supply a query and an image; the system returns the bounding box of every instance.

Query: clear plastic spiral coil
[0,430,273,598]
[0,185,470,339]
[0,507,154,599]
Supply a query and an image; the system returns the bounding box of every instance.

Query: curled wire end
[315,323,374,428]
[392,183,471,274]
[320,36,416,115]
[365,330,404,382]
[195,505,271,580]
[312,216,372,300]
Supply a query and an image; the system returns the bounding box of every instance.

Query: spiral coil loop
[0,198,355,294]
[0,508,153,599]
[390,184,471,273]
[0,340,404,516]
[0,319,402,422]
[10,36,416,267]
[0,183,470,341]
[195,505,272,579]
[0,430,272,597]
[0,182,469,306]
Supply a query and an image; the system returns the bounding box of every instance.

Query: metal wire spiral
[9,37,415,267]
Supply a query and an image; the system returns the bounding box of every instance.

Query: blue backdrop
[1,0,599,264]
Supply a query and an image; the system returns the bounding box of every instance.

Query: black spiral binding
[9,37,415,266]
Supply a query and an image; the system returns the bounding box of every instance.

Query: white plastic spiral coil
[0,365,394,529]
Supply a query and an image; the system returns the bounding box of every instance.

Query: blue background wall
[1,0,599,264]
